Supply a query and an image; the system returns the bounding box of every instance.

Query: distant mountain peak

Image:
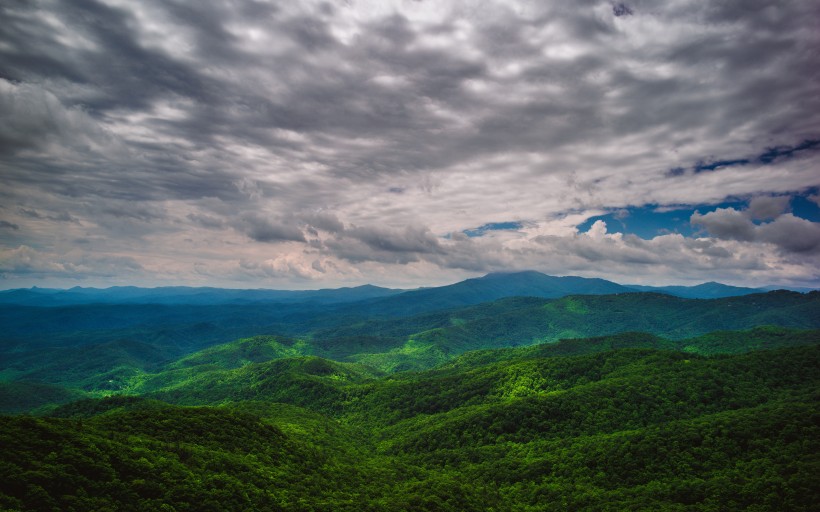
[479,270,548,280]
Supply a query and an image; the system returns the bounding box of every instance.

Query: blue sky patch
[577,189,820,239]
[792,189,820,222]
[693,159,749,173]
[758,139,820,164]
[463,221,524,237]
[667,139,819,177]
[577,206,698,238]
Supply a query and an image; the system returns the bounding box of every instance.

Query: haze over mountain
[331,271,633,318]
[0,271,797,308]
[2,271,818,389]
[0,283,403,307]
[626,281,769,299]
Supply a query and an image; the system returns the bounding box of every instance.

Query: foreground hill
[1,343,817,511]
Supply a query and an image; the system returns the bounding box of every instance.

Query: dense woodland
[1,275,818,510]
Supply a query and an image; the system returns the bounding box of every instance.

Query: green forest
[1,285,819,510]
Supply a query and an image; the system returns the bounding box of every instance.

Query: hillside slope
[2,291,818,399]
[341,291,820,371]
[1,344,817,511]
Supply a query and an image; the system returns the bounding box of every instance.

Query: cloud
[347,224,443,254]
[323,224,444,264]
[0,79,122,156]
[0,246,66,275]
[186,213,225,229]
[0,245,143,279]
[756,214,820,253]
[692,206,820,254]
[17,208,76,223]
[0,0,819,288]
[302,212,345,234]
[238,256,317,281]
[612,3,634,17]
[238,214,306,243]
[425,220,774,283]
[690,208,756,242]
[747,195,791,220]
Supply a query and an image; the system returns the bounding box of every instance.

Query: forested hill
[1,289,817,352]
[320,271,634,318]
[1,290,818,394]
[319,290,820,371]
[0,291,817,392]
[1,342,818,511]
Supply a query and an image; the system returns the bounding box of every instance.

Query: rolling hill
[2,290,818,392]
[323,290,820,371]
[1,342,817,511]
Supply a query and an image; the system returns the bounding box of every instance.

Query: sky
[1,0,819,290]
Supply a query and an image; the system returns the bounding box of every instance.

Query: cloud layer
[1,0,819,288]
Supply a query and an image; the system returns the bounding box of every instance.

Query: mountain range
[1,277,818,398]
[0,283,403,306]
[2,271,807,308]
